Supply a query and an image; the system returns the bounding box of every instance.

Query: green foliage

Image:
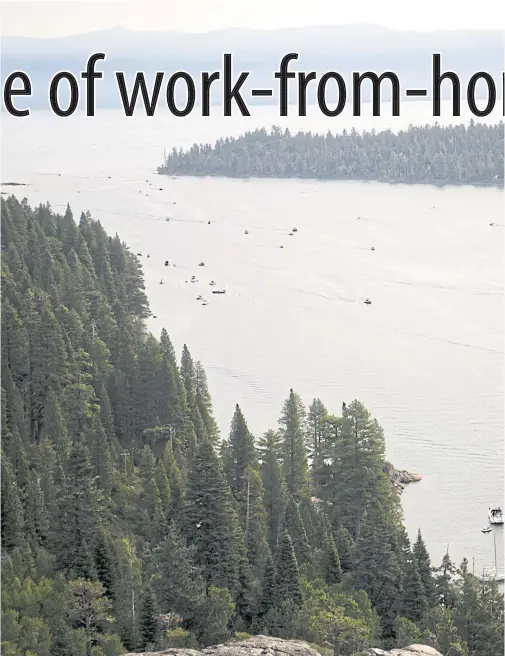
[158,122,505,186]
[1,196,502,656]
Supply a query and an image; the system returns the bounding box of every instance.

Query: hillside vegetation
[1,195,503,656]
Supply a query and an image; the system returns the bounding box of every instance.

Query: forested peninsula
[158,122,504,187]
[1,196,503,656]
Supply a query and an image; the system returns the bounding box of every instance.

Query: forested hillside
[158,122,504,186]
[1,196,503,656]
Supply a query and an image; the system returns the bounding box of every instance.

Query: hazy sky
[1,0,504,37]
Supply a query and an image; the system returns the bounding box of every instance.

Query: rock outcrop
[122,635,441,656]
[363,646,442,655]
[383,461,422,494]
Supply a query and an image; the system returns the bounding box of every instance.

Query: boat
[190,276,198,283]
[197,295,203,301]
[245,230,249,235]
[364,298,372,305]
[488,506,503,524]
[198,262,205,267]
[202,300,208,306]
[159,279,164,285]
[477,529,505,582]
[209,281,216,286]
[292,227,298,232]
[212,288,226,294]
[164,260,169,266]
[482,527,492,534]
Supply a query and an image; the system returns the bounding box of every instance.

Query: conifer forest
[1,194,503,656]
[158,122,504,186]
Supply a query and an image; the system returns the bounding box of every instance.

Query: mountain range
[1,24,503,111]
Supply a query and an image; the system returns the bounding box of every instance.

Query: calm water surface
[2,102,504,577]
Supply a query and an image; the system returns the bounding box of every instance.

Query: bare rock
[121,637,441,656]
[122,636,320,656]
[363,646,442,656]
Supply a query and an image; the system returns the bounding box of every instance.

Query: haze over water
[2,100,503,579]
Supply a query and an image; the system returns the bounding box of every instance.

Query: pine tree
[354,499,403,645]
[138,585,158,650]
[180,345,206,443]
[261,430,287,552]
[334,524,355,572]
[413,528,436,606]
[434,552,458,608]
[257,549,276,621]
[1,454,25,550]
[24,469,50,547]
[279,389,309,501]
[94,529,117,599]
[321,532,342,584]
[151,521,205,620]
[241,466,268,568]
[183,439,243,594]
[283,495,311,565]
[402,551,427,622]
[194,361,219,444]
[227,404,258,497]
[162,441,184,515]
[274,531,303,607]
[59,438,101,579]
[307,397,328,462]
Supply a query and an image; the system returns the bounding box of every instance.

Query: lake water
[1,101,504,578]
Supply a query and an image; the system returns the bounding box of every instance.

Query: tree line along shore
[158,121,504,187]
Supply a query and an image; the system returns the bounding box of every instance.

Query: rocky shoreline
[383,461,422,494]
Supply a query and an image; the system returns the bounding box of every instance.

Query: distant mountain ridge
[1,24,503,110]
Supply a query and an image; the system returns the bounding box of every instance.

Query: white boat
[482,527,492,534]
[488,506,503,524]
[477,570,505,583]
[477,529,505,583]
[212,288,226,294]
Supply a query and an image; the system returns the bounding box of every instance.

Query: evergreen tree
[183,439,243,594]
[151,521,205,621]
[354,499,403,645]
[227,404,258,496]
[59,438,101,579]
[241,466,268,568]
[260,429,287,551]
[273,531,303,607]
[334,524,355,572]
[279,389,309,501]
[138,585,158,650]
[321,532,342,584]
[413,528,436,606]
[402,551,427,623]
[283,495,311,565]
[1,454,25,550]
[256,549,276,622]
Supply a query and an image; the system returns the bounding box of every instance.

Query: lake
[1,100,503,578]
